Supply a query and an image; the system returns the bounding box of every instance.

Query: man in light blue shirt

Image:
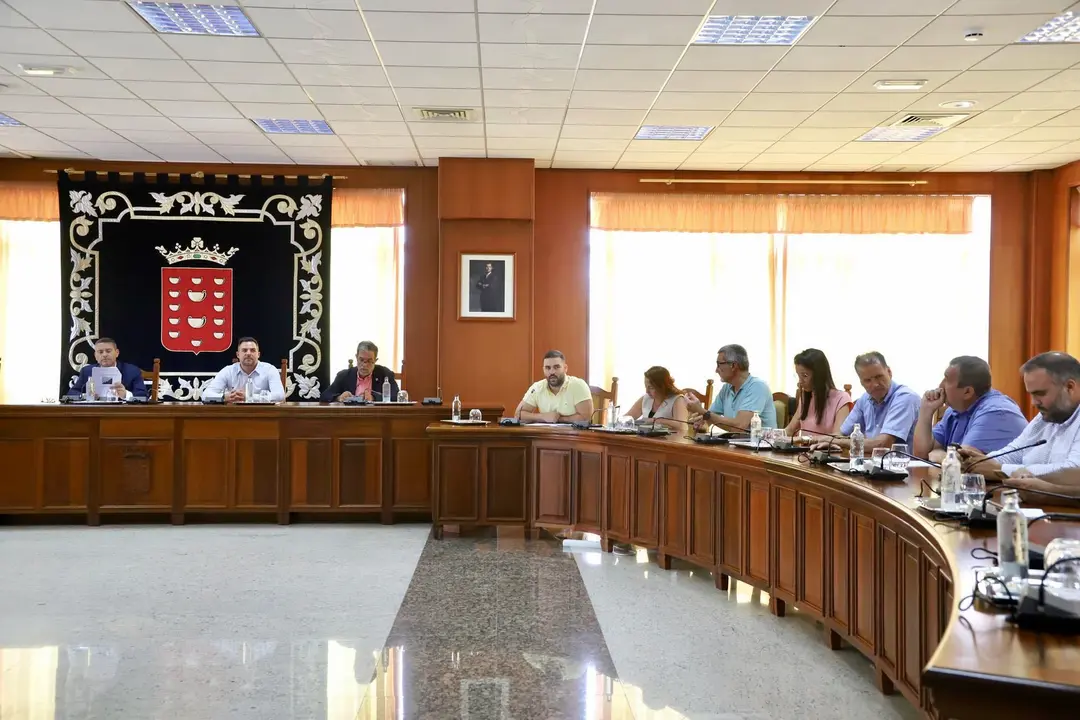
[202,336,286,403]
[913,356,1027,462]
[830,351,919,450]
[685,344,777,431]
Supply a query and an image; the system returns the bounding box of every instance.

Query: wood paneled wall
[0,158,1067,413]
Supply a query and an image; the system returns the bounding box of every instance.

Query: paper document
[91,366,122,393]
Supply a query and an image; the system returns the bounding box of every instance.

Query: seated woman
[785,348,853,439]
[625,366,689,432]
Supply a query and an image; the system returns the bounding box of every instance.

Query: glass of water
[960,473,986,509]
[889,443,910,472]
[469,408,482,421]
[398,389,409,403]
[871,447,889,470]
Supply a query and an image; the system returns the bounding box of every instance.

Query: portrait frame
[459,252,515,320]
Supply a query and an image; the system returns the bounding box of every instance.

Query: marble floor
[0,526,919,720]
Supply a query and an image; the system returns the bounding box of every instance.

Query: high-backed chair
[683,378,714,410]
[590,377,618,417]
[843,383,852,395]
[280,359,288,392]
[772,391,791,429]
[141,358,161,402]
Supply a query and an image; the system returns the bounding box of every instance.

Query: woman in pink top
[785,348,853,438]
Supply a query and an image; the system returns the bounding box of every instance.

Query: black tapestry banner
[58,171,331,401]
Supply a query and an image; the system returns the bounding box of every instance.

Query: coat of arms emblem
[155,237,238,354]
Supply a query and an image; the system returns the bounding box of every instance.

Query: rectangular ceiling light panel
[128,2,260,36]
[254,119,334,135]
[694,16,815,45]
[0,113,24,127]
[635,125,714,140]
[1018,11,1080,43]
[857,126,947,142]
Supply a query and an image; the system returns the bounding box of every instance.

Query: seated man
[321,340,399,403]
[822,352,919,451]
[914,355,1027,462]
[685,344,776,432]
[515,350,593,423]
[202,336,285,403]
[66,337,147,400]
[960,352,1080,480]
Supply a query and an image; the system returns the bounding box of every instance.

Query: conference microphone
[962,439,1048,473]
[968,482,1080,528]
[793,429,848,465]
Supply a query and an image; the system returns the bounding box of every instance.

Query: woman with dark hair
[626,365,689,432]
[785,348,852,437]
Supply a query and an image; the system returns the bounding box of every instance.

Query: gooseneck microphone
[963,439,1048,473]
[968,482,1080,528]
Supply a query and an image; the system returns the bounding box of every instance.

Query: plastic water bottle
[849,423,865,471]
[940,446,963,511]
[749,411,763,445]
[451,394,462,421]
[382,377,392,403]
[244,378,253,402]
[87,377,95,401]
[997,489,1029,582]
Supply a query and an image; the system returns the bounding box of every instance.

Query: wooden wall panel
[746,477,771,586]
[798,492,825,616]
[290,439,332,507]
[0,439,35,509]
[829,504,850,634]
[234,439,278,507]
[98,439,172,509]
[391,438,432,509]
[574,448,603,532]
[720,474,743,576]
[436,445,479,521]
[632,457,659,546]
[185,439,229,507]
[775,486,797,598]
[439,157,534,220]
[687,467,716,568]
[338,439,382,508]
[534,446,571,525]
[42,439,88,509]
[851,512,876,655]
[605,452,630,540]
[486,445,527,521]
[661,462,687,559]
[878,524,899,676]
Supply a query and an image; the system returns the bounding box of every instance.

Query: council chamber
[1,2,1080,719]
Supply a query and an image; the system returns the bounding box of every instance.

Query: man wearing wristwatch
[684,344,777,432]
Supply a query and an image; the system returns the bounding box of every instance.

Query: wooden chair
[843,383,852,395]
[590,377,618,416]
[141,358,161,402]
[772,391,791,429]
[280,359,288,391]
[682,378,714,410]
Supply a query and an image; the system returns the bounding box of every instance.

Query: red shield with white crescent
[161,267,233,354]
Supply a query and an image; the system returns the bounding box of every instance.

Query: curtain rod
[639,178,928,186]
[42,168,347,180]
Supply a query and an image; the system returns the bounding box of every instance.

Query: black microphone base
[966,508,997,529]
[1011,595,1080,634]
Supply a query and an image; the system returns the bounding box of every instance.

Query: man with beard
[959,351,1080,480]
[203,336,286,403]
[514,350,594,423]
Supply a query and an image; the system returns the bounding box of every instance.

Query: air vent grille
[890,113,970,128]
[413,107,474,121]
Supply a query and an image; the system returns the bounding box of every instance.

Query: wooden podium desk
[426,423,1080,720]
[0,402,501,525]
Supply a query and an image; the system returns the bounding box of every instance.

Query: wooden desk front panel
[0,418,93,512]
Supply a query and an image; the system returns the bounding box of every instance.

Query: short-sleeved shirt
[840,382,919,446]
[796,388,853,435]
[932,389,1027,454]
[522,375,592,417]
[709,375,777,429]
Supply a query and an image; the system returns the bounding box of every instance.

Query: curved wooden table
[426,424,1080,719]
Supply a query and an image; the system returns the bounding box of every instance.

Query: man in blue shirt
[202,336,286,403]
[66,337,147,400]
[685,344,776,431]
[826,351,919,450]
[913,355,1027,462]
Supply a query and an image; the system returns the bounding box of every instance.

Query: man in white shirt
[202,336,286,403]
[959,352,1080,480]
[515,350,594,423]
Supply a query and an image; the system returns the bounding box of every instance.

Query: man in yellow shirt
[515,350,594,423]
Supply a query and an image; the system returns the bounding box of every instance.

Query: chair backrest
[141,358,161,403]
[682,378,715,410]
[772,391,790,429]
[843,383,852,395]
[589,377,618,415]
[280,359,288,392]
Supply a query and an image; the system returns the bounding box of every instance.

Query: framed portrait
[459,253,515,320]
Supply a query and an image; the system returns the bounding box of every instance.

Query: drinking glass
[469,408,482,421]
[960,473,986,509]
[890,443,910,472]
[1044,538,1080,589]
[398,389,409,403]
[871,447,889,469]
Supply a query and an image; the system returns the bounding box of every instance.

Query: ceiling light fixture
[0,113,24,127]
[694,15,816,45]
[857,126,948,141]
[127,1,260,37]
[254,118,334,135]
[873,79,927,91]
[635,125,713,141]
[18,64,73,77]
[939,100,977,109]
[964,30,984,42]
[1018,11,1080,43]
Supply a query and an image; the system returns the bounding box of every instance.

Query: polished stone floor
[0,526,918,720]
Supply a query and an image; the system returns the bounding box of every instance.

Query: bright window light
[127,2,260,37]
[254,119,334,135]
[1018,11,1080,43]
[635,125,713,141]
[694,15,815,45]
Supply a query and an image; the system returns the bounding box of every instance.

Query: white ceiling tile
[939,70,1058,92]
[1000,161,1068,170]
[564,108,647,125]
[269,39,379,65]
[64,97,157,115]
[844,71,959,94]
[148,100,242,119]
[587,15,703,45]
[368,0,474,11]
[982,140,1070,154]
[140,144,228,163]
[782,127,864,141]
[4,111,100,129]
[643,109,727,125]
[193,132,271,146]
[652,92,743,111]
[595,0,713,12]
[0,127,76,152]
[189,61,296,85]
[488,149,553,160]
[120,81,224,102]
[574,69,670,92]
[288,64,387,86]
[479,43,580,69]
[484,107,565,123]
[286,147,359,163]
[959,109,1066,127]
[927,127,1023,141]
[328,120,410,135]
[38,126,122,143]
[579,45,683,71]
[214,84,309,103]
[995,91,1080,111]
[48,30,178,60]
[65,142,161,161]
[800,16,932,46]
[748,153,825,165]
[901,92,1015,112]
[0,28,70,55]
[171,117,259,133]
[894,140,994,155]
[485,123,562,137]
[233,102,324,119]
[116,130,197,144]
[26,77,134,99]
[557,138,631,152]
[1037,145,1080,156]
[0,95,75,113]
[738,93,833,112]
[619,152,693,163]
[407,122,485,136]
[763,141,846,154]
[483,68,576,90]
[1039,109,1080,126]
[484,89,569,107]
[163,36,281,63]
[89,115,180,131]
[479,13,589,44]
[907,15,1056,46]
[665,70,765,93]
[6,0,145,31]
[807,162,881,170]
[818,93,919,112]
[414,136,486,150]
[246,8,369,39]
[318,104,403,121]
[304,85,398,104]
[1030,70,1080,92]
[755,71,861,93]
[945,0,1074,14]
[724,111,811,127]
[553,160,616,168]
[393,87,482,107]
[0,2,33,27]
[415,148,484,158]
[368,11,474,42]
[828,0,954,14]
[701,127,789,140]
[268,134,345,148]
[832,141,921,154]
[339,134,417,148]
[1007,126,1080,141]
[626,139,704,154]
[215,145,294,163]
[974,45,1080,71]
[677,45,787,72]
[776,47,891,73]
[615,161,686,169]
[872,45,1000,72]
[569,90,655,110]
[0,72,50,93]
[967,153,1043,164]
[89,58,203,82]
[387,67,480,88]
[377,42,479,67]
[799,110,895,127]
[556,125,638,139]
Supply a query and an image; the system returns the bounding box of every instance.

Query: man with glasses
[685,344,777,431]
[321,340,399,403]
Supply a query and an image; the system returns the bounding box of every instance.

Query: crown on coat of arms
[155,237,238,266]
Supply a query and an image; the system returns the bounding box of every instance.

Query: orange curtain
[0,182,57,221]
[590,192,974,235]
[332,188,404,227]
